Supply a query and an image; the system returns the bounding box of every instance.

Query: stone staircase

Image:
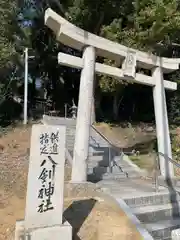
[98,178,180,240]
[70,122,140,181]
[42,115,141,182]
[87,153,140,182]
[124,190,180,239]
[42,116,180,239]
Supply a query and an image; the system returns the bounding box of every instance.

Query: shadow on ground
[63,199,97,240]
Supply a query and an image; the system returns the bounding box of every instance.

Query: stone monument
[45,8,179,182]
[14,124,72,240]
[172,229,180,240]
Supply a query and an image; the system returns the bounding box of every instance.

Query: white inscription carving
[122,50,136,79]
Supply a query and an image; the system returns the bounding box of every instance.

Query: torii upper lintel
[45,8,180,72]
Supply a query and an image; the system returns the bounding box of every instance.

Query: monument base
[14,220,72,240]
[14,219,24,240]
[172,229,180,239]
[30,222,72,240]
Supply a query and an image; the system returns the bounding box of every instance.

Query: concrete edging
[122,154,147,175]
[115,197,154,240]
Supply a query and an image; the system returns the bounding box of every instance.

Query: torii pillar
[71,46,95,182]
[45,8,179,182]
[152,67,174,178]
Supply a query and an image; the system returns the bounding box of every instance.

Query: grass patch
[129,154,154,172]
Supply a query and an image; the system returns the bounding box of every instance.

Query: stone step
[103,171,137,180]
[87,164,135,177]
[66,142,74,146]
[87,161,110,168]
[66,140,75,143]
[66,126,76,129]
[87,163,133,171]
[88,156,131,167]
[87,172,129,182]
[144,217,180,239]
[66,142,74,147]
[66,134,75,141]
[66,131,75,135]
[66,137,75,140]
[66,147,74,151]
[87,166,132,176]
[124,192,180,208]
[87,159,128,166]
[66,129,76,133]
[88,155,106,161]
[102,171,138,180]
[66,135,75,138]
[88,166,137,177]
[133,201,180,223]
[88,155,106,160]
[66,134,75,137]
[66,141,74,145]
[66,130,75,133]
[88,159,110,166]
[112,166,137,173]
[89,151,109,157]
[97,183,133,194]
[66,146,74,150]
[66,136,75,139]
[66,138,75,141]
[87,166,109,175]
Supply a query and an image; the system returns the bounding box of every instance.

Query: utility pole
[23,47,28,125]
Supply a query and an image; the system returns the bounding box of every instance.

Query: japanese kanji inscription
[24,124,66,230]
[37,155,57,213]
[122,50,136,79]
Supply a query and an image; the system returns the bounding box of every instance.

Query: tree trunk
[113,94,119,121]
[113,93,123,121]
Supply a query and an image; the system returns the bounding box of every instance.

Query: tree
[98,59,128,120]
[0,0,20,110]
[0,0,19,67]
[21,0,180,122]
[100,0,180,121]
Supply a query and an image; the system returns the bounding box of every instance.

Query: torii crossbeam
[45,8,179,182]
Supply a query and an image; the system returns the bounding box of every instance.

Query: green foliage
[99,0,180,98]
[0,0,18,67]
[134,0,180,50]
[1,0,180,123]
[171,132,180,160]
[101,0,180,53]
[99,59,126,94]
[66,0,123,33]
[168,71,180,124]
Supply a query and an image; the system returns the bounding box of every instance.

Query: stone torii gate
[45,8,179,183]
